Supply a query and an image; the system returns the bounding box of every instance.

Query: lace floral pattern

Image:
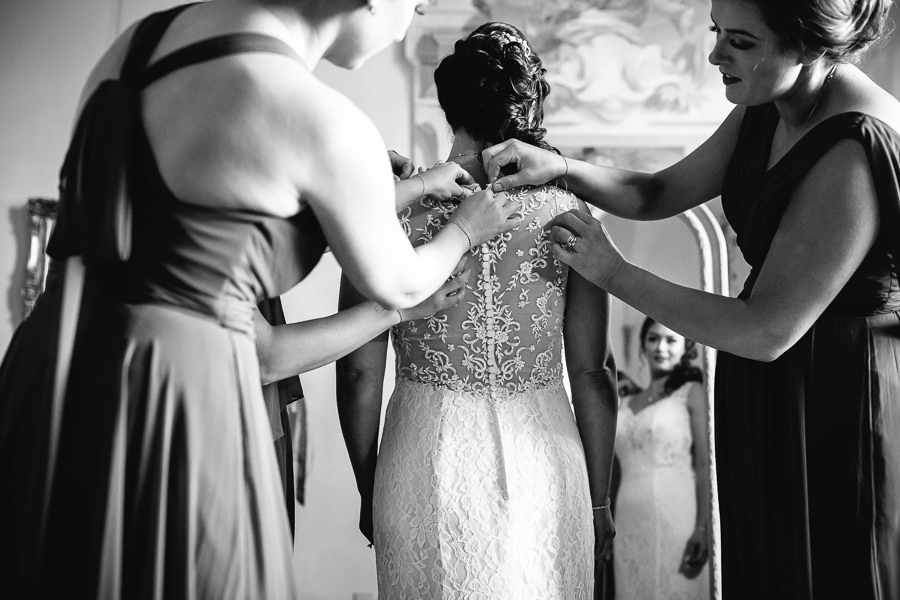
[613,384,709,600]
[374,185,593,599]
[393,185,577,404]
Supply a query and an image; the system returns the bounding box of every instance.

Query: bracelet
[592,499,611,511]
[413,174,426,199]
[395,308,404,324]
[447,218,475,251]
[557,154,569,192]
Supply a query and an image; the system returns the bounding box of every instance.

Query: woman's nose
[708,38,726,66]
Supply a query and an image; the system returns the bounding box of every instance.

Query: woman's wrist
[446,217,475,253]
[372,302,404,327]
[413,173,427,199]
[591,496,611,511]
[597,255,631,293]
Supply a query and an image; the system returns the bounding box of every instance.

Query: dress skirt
[0,282,298,599]
[716,310,900,600]
[373,378,594,600]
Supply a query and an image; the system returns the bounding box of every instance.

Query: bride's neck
[447,133,488,185]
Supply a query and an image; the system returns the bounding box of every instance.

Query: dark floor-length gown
[716,105,900,600]
[0,5,326,598]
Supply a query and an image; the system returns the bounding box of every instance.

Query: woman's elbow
[740,328,796,362]
[257,352,288,386]
[349,274,419,310]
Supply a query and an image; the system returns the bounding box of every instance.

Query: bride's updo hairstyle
[434,22,556,152]
[755,0,893,63]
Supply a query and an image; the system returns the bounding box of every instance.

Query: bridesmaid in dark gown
[477,0,900,598]
[0,1,521,598]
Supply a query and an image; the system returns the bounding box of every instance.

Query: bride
[336,22,618,599]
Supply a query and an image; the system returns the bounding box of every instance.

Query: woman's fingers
[548,208,594,234]
[481,139,518,183]
[482,140,527,191]
[453,163,475,186]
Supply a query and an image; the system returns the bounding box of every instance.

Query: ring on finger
[563,233,577,253]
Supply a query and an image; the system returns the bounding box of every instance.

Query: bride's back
[393,184,579,400]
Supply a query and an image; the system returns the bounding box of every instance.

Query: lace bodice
[392,185,579,402]
[616,383,695,473]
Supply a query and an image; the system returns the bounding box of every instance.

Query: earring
[367,1,377,15]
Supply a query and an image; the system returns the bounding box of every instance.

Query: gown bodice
[391,184,579,402]
[722,105,900,316]
[45,5,326,333]
[616,383,694,475]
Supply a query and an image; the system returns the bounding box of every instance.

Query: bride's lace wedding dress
[613,383,709,600]
[373,185,594,599]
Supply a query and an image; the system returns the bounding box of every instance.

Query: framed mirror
[22,197,58,320]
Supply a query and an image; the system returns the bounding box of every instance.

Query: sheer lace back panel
[393,184,579,401]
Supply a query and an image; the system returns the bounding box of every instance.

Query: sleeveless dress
[613,383,709,600]
[716,105,900,600]
[0,5,326,598]
[372,185,594,599]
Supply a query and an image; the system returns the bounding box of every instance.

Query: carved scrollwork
[22,197,58,320]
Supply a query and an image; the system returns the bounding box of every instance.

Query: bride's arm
[334,275,391,546]
[564,268,618,559]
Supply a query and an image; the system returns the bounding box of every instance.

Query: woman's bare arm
[564,267,618,558]
[686,381,711,531]
[255,264,471,384]
[485,107,745,221]
[551,138,880,361]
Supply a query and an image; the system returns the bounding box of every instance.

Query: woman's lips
[722,73,740,85]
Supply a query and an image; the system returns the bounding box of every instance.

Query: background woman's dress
[614,383,709,600]
[0,5,325,598]
[373,185,594,599]
[717,106,900,600]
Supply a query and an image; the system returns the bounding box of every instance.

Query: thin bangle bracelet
[592,500,611,510]
[447,219,474,251]
[413,174,426,199]
[396,309,404,324]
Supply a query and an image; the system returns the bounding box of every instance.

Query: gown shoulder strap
[135,33,302,90]
[119,3,197,85]
[119,3,302,90]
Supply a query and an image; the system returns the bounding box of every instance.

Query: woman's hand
[593,505,615,562]
[417,161,476,202]
[450,187,523,247]
[388,149,416,181]
[359,493,374,546]
[399,258,472,321]
[548,209,627,289]
[482,139,567,192]
[678,526,710,579]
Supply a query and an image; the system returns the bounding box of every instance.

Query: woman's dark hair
[754,0,893,63]
[639,317,703,397]
[434,22,556,152]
